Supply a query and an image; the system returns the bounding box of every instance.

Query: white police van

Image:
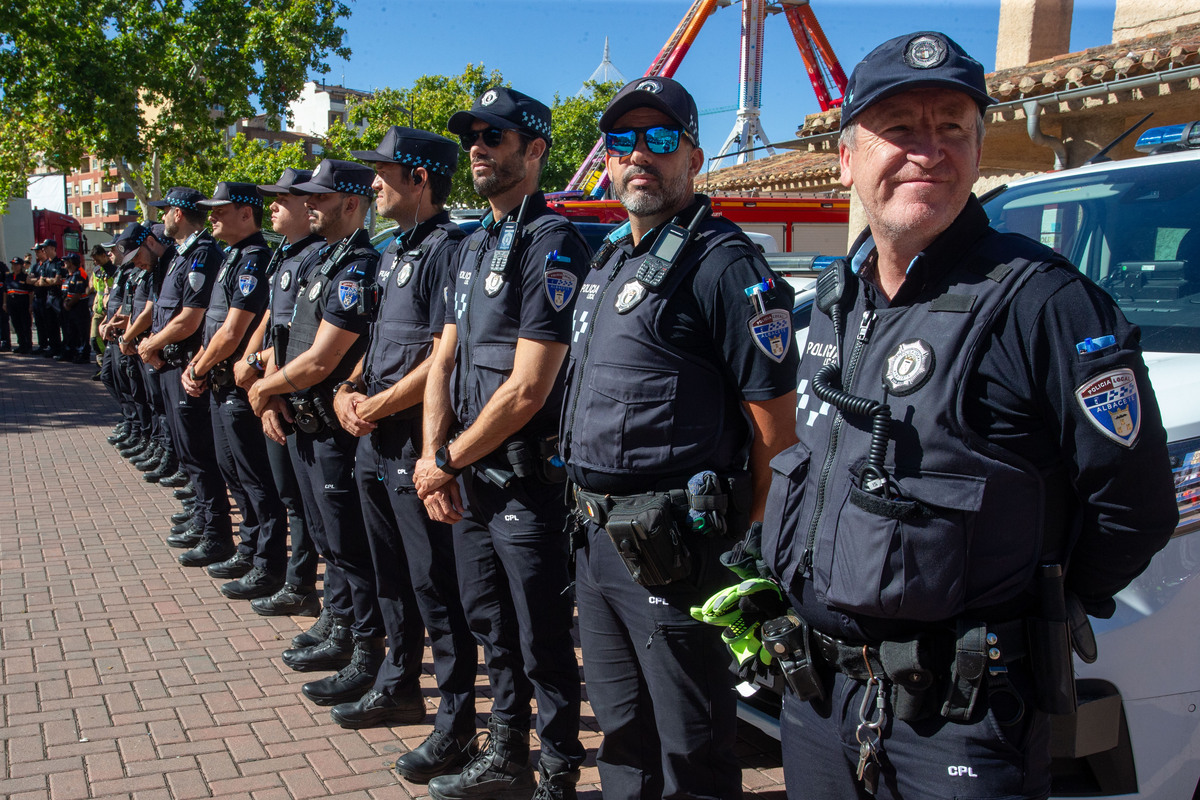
[978,121,1200,798]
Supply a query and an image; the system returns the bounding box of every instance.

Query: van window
[983,158,1200,354]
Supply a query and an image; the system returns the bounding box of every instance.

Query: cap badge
[636,79,662,94]
[905,35,948,69]
[883,339,935,395]
[481,90,498,106]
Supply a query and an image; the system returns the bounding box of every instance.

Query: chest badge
[748,309,792,363]
[279,270,292,292]
[308,281,323,302]
[396,261,414,288]
[544,268,577,312]
[187,271,205,291]
[238,275,258,297]
[338,280,359,310]
[484,271,504,297]
[1076,367,1141,448]
[614,280,646,314]
[883,339,935,396]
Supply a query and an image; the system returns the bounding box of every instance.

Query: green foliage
[544,81,621,195]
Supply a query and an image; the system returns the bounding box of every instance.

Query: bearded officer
[759,32,1177,800]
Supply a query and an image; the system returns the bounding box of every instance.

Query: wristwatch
[435,445,461,476]
[333,380,359,395]
[245,351,264,371]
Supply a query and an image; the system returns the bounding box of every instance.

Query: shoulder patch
[544,264,577,312]
[338,280,359,310]
[748,308,792,363]
[238,274,258,297]
[187,271,205,291]
[1076,367,1141,447]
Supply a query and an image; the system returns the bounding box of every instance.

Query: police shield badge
[238,274,258,297]
[396,261,414,288]
[747,308,792,363]
[1076,367,1141,447]
[544,268,577,312]
[484,271,504,297]
[614,280,646,314]
[308,281,323,302]
[279,270,292,292]
[338,280,359,310]
[187,270,205,291]
[883,339,935,396]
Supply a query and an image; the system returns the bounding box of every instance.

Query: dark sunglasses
[604,126,689,157]
[459,127,508,151]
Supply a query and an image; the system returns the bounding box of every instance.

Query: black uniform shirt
[64,269,88,299]
[203,231,271,344]
[152,231,222,335]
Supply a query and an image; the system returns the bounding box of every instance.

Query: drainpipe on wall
[1023,100,1068,170]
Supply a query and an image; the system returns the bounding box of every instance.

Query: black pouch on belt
[604,493,692,587]
[879,637,940,722]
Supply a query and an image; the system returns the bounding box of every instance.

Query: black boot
[170,509,193,525]
[251,583,321,618]
[112,428,141,448]
[159,469,189,488]
[393,729,474,784]
[117,436,151,458]
[330,685,425,729]
[281,616,353,671]
[206,552,253,579]
[301,635,386,706]
[166,523,203,549]
[173,485,196,501]
[221,566,285,600]
[131,444,163,470]
[178,537,236,567]
[107,423,132,445]
[531,756,580,800]
[289,606,335,647]
[144,457,177,483]
[427,717,534,800]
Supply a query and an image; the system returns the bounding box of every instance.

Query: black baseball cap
[148,186,207,210]
[599,77,700,145]
[37,238,57,249]
[840,31,994,129]
[352,126,459,175]
[105,223,153,265]
[258,168,313,196]
[198,181,263,208]
[291,159,376,197]
[64,252,81,266]
[448,87,553,146]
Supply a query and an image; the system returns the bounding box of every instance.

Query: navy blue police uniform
[151,211,235,564]
[135,246,176,464]
[196,192,287,587]
[61,259,92,362]
[760,32,1179,800]
[443,190,591,777]
[99,260,134,405]
[563,197,798,798]
[32,251,66,355]
[5,259,33,352]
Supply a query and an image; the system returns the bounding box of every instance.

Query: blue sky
[321,0,1118,162]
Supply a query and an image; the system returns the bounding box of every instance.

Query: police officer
[414,87,589,800]
[181,182,287,599]
[247,159,386,707]
[560,77,800,800]
[98,234,142,436]
[5,257,33,353]
[236,168,327,618]
[91,244,117,370]
[60,252,92,363]
[31,239,65,356]
[138,186,236,566]
[758,32,1177,800]
[0,256,11,352]
[320,129,478,756]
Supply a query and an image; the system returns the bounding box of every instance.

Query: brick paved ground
[0,350,787,800]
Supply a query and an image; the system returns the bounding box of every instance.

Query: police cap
[147,186,207,210]
[257,168,313,196]
[840,31,994,129]
[599,77,700,146]
[37,238,57,249]
[105,222,154,265]
[64,252,81,266]
[448,87,553,147]
[352,126,459,175]
[198,181,263,208]
[290,159,375,197]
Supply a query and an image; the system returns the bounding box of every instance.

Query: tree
[544,81,621,195]
[0,0,350,213]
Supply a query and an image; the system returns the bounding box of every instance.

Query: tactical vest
[284,229,377,392]
[765,231,1063,624]
[450,211,587,432]
[365,223,461,394]
[106,266,131,317]
[203,239,270,348]
[152,233,220,352]
[268,237,324,333]
[562,219,755,481]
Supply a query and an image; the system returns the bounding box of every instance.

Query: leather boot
[330,685,426,728]
[107,423,132,445]
[118,436,152,458]
[281,615,353,671]
[301,635,386,706]
[251,583,321,618]
[166,523,203,549]
[220,566,285,600]
[290,606,334,647]
[170,509,193,525]
[178,537,236,567]
[393,728,474,784]
[173,486,196,501]
[131,444,163,470]
[159,468,189,488]
[531,756,580,800]
[427,717,534,800]
[144,457,177,483]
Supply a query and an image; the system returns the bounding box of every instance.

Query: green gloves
[691,578,786,681]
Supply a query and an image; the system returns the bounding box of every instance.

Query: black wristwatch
[333,380,359,395]
[435,445,461,476]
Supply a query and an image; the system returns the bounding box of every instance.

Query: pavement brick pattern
[0,352,787,800]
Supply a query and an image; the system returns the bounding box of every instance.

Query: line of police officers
[88,34,1177,800]
[2,237,103,362]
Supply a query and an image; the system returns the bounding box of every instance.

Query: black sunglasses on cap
[459,127,509,151]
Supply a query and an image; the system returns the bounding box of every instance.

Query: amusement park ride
[564,0,848,196]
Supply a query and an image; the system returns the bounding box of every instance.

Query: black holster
[1028,563,1078,715]
[576,488,692,587]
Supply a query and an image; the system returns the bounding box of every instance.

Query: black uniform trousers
[210,385,287,571]
[63,302,91,360]
[141,361,171,452]
[0,299,8,348]
[288,425,383,637]
[779,664,1051,800]
[33,292,61,352]
[267,435,321,590]
[356,423,477,735]
[574,521,742,800]
[454,469,584,768]
[7,294,32,350]
[160,366,231,542]
[100,339,120,399]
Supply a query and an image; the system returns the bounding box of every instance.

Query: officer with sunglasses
[560,77,799,800]
[414,87,589,800]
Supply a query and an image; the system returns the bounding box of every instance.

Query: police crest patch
[614,279,646,314]
[748,309,792,363]
[484,271,504,297]
[883,339,935,396]
[544,268,577,312]
[1075,368,1141,447]
[396,262,414,288]
[238,275,258,297]
[279,270,292,292]
[187,271,205,291]
[338,280,359,310]
[308,281,323,302]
